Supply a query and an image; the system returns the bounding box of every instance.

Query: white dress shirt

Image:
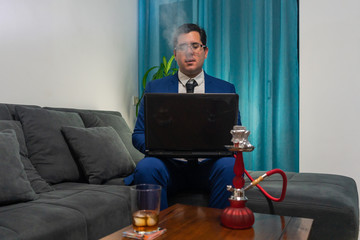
[178,70,205,93]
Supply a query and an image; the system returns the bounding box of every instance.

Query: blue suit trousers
[125,157,236,210]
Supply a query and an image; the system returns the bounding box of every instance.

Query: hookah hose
[244,168,287,202]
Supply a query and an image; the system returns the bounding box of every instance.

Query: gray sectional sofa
[0,103,144,240]
[0,103,358,240]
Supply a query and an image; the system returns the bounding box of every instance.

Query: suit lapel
[204,72,215,93]
[167,74,179,93]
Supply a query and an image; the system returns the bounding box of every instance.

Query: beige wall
[0,0,139,128]
[300,0,360,201]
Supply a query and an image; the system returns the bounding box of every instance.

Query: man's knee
[213,157,235,172]
[136,157,165,171]
[210,157,235,184]
[134,157,169,183]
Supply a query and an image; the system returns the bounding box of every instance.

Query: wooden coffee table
[101,204,313,240]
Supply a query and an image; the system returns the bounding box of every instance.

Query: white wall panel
[300,0,360,202]
[0,0,138,128]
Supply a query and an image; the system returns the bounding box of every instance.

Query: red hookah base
[221,200,255,229]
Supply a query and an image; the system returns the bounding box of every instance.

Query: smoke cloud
[159,2,189,49]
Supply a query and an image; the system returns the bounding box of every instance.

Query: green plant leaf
[151,68,160,80]
[172,68,178,75]
[162,56,167,72]
[165,55,175,76]
[142,66,158,89]
[153,72,162,80]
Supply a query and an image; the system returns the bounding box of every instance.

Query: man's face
[174,31,208,78]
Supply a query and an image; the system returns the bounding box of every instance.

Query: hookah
[221,126,288,229]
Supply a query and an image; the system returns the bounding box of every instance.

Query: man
[125,23,241,210]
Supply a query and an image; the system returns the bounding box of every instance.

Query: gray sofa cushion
[61,126,135,184]
[4,104,41,120]
[0,202,87,240]
[0,129,37,205]
[42,107,144,165]
[0,182,132,240]
[0,120,53,193]
[0,121,27,155]
[78,112,103,127]
[81,112,144,165]
[15,106,85,184]
[0,104,12,120]
[0,226,18,240]
[104,177,127,185]
[43,183,132,239]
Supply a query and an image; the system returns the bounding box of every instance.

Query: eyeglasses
[175,42,207,53]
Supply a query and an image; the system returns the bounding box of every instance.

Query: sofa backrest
[44,106,144,165]
[0,103,143,187]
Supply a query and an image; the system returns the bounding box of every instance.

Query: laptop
[144,93,239,158]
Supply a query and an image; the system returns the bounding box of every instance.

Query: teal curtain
[138,0,299,172]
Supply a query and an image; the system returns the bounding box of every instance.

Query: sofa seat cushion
[104,177,127,185]
[0,120,53,193]
[0,183,132,240]
[244,171,359,240]
[0,201,87,240]
[43,183,132,239]
[0,226,19,240]
[15,106,85,184]
[0,129,37,205]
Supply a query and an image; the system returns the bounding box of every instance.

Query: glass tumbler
[130,184,161,234]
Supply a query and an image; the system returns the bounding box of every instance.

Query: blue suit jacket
[132,72,241,153]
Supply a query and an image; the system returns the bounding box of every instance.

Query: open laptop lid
[144,93,239,158]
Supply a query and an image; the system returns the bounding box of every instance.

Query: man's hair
[173,23,207,48]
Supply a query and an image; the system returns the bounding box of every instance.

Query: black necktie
[185,79,199,166]
[186,79,198,93]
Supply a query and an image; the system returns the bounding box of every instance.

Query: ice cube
[133,217,146,226]
[147,216,157,226]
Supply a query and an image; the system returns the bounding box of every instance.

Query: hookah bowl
[220,186,254,229]
[221,126,255,229]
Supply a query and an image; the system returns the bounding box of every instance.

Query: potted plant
[136,55,178,116]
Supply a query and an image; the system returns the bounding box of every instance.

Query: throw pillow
[0,120,53,193]
[15,106,85,184]
[0,129,37,205]
[61,126,135,184]
[80,112,144,165]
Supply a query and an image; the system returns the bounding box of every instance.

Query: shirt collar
[178,70,204,87]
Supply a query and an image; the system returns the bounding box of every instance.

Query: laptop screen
[144,93,239,157]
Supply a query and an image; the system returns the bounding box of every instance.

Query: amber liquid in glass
[132,210,159,233]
